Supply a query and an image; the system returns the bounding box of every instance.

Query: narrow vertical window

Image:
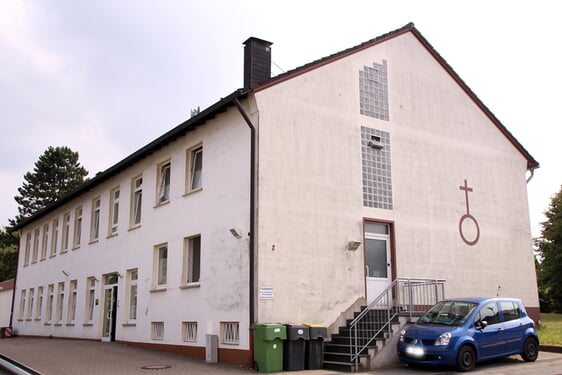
[85,277,96,323]
[62,212,70,253]
[46,284,54,324]
[24,232,31,265]
[32,228,40,263]
[27,288,34,320]
[157,161,171,205]
[187,146,203,192]
[90,197,101,242]
[183,235,201,285]
[41,223,49,260]
[67,280,77,324]
[131,175,143,227]
[153,244,168,288]
[108,187,120,236]
[35,286,43,320]
[19,290,26,320]
[73,206,82,248]
[51,218,59,257]
[56,282,65,323]
[126,269,138,322]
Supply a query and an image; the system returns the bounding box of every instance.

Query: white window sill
[180,282,201,290]
[183,187,203,197]
[154,200,170,208]
[149,287,167,293]
[122,322,137,327]
[128,225,141,232]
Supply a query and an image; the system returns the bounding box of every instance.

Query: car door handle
[497,328,504,332]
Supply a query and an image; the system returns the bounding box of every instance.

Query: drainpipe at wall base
[233,98,257,351]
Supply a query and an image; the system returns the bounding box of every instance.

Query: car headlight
[399,329,406,343]
[435,332,451,346]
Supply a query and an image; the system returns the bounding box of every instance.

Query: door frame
[101,274,119,342]
[363,218,396,301]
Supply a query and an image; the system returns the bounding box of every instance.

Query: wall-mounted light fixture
[348,241,362,251]
[117,272,124,279]
[62,270,70,277]
[229,228,242,239]
[93,276,100,283]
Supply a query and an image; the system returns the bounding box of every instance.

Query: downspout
[9,231,21,329]
[526,166,537,183]
[233,97,256,327]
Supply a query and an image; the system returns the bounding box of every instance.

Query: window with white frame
[55,282,65,323]
[73,206,82,248]
[151,322,164,340]
[90,197,101,242]
[32,227,40,263]
[24,232,31,266]
[62,212,70,253]
[131,175,143,227]
[19,289,26,320]
[46,284,54,324]
[157,161,171,205]
[27,288,34,320]
[35,286,43,320]
[41,223,49,260]
[126,269,138,322]
[67,280,77,324]
[183,235,201,285]
[50,218,59,257]
[85,277,96,323]
[187,145,203,192]
[221,322,240,345]
[182,322,198,342]
[108,187,120,236]
[153,244,168,288]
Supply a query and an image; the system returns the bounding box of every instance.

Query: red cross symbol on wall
[459,179,480,246]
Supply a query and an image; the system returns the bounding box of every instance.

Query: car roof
[442,297,521,304]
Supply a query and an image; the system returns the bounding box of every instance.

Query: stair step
[323,360,357,373]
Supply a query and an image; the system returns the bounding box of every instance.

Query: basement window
[221,322,240,345]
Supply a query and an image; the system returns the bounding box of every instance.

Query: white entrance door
[365,222,392,303]
[102,273,118,342]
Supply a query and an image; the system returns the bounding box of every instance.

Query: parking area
[0,337,561,375]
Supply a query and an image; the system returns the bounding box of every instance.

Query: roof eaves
[11,89,248,232]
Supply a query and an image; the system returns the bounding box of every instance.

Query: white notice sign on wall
[259,286,274,300]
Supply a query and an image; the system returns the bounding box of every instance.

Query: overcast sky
[1,0,560,238]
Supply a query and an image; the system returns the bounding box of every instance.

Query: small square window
[151,322,164,340]
[221,322,239,345]
[182,321,198,342]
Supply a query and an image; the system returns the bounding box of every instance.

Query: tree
[11,146,89,225]
[535,186,562,313]
[0,228,18,281]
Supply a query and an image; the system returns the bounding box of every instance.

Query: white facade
[12,24,539,365]
[0,279,14,327]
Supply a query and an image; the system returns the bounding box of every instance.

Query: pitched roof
[12,24,538,231]
[252,23,539,170]
[0,279,15,291]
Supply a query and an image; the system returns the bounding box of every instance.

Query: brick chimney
[243,37,272,88]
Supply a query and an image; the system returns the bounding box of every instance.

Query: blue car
[396,297,539,371]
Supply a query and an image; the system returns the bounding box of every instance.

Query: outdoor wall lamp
[229,228,242,239]
[348,241,362,251]
[62,270,70,277]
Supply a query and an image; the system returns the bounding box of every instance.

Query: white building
[12,23,539,369]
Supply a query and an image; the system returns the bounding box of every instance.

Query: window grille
[151,322,164,340]
[221,322,239,345]
[182,322,197,342]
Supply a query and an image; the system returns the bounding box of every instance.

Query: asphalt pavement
[0,337,561,375]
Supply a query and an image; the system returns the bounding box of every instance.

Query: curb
[539,345,562,353]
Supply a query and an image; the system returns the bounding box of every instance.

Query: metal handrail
[349,277,446,370]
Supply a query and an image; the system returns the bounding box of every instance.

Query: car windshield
[417,301,478,326]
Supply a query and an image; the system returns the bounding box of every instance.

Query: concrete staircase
[323,308,402,372]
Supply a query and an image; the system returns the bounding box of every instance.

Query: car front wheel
[521,337,539,362]
[456,345,476,372]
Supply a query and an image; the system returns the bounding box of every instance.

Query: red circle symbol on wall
[458,180,480,246]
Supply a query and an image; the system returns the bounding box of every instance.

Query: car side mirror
[476,320,488,330]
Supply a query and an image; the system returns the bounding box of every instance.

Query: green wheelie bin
[253,323,286,372]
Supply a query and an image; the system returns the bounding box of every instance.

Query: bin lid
[285,324,310,340]
[253,323,287,340]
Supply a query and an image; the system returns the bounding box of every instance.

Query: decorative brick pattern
[361,126,393,209]
[359,60,389,121]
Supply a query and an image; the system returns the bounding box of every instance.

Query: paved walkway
[1,337,562,375]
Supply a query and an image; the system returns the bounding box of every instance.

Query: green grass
[537,313,562,346]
